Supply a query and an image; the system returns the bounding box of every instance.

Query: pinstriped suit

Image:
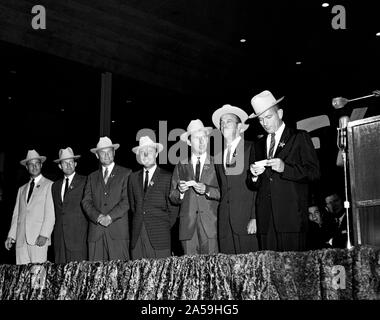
[128,166,178,259]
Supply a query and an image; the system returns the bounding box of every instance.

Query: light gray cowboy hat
[90,136,120,154]
[211,104,249,132]
[20,150,46,166]
[54,147,81,163]
[249,90,284,118]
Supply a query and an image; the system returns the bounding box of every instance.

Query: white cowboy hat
[249,90,284,118]
[90,136,120,154]
[180,119,213,142]
[54,147,81,163]
[211,104,249,132]
[132,136,164,154]
[20,150,46,166]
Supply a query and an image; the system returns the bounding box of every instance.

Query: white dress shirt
[266,122,286,158]
[224,135,241,168]
[26,174,42,202]
[143,164,157,187]
[61,172,76,202]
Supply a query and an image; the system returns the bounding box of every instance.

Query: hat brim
[20,156,46,166]
[212,106,249,132]
[180,127,213,142]
[90,144,120,154]
[53,155,81,163]
[248,96,284,119]
[132,143,164,154]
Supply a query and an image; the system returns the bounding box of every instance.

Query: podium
[347,115,380,246]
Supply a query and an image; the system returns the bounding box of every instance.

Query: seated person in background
[307,204,332,250]
[323,192,351,249]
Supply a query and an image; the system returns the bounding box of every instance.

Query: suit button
[269,178,273,182]
[104,192,108,196]
[143,211,146,215]
[196,211,199,214]
[227,200,229,204]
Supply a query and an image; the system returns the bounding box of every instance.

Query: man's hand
[373,89,380,97]
[97,214,105,224]
[250,164,266,177]
[267,158,285,173]
[35,235,48,247]
[178,180,189,194]
[98,215,112,227]
[5,237,15,250]
[193,182,206,195]
[247,219,257,234]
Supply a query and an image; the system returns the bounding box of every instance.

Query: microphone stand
[337,124,354,250]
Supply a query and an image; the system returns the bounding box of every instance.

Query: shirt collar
[64,172,76,183]
[226,135,241,150]
[144,164,157,175]
[102,162,115,174]
[191,152,207,164]
[31,174,42,185]
[274,122,285,138]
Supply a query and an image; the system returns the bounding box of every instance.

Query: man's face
[258,107,283,134]
[96,147,115,166]
[190,130,209,155]
[26,159,42,178]
[59,159,77,176]
[138,146,157,169]
[220,113,241,140]
[325,194,343,216]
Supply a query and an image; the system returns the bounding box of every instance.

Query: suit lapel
[28,176,44,205]
[200,156,212,182]
[138,169,144,197]
[275,126,293,158]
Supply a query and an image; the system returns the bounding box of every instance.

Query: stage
[0,246,379,300]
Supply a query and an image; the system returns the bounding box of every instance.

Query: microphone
[337,116,350,150]
[332,90,379,109]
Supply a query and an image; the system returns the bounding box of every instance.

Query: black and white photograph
[0,0,379,308]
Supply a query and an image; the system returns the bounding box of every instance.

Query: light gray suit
[170,156,220,254]
[8,176,55,264]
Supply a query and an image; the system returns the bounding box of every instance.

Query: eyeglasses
[220,119,238,128]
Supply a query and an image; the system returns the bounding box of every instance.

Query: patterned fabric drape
[0,246,379,300]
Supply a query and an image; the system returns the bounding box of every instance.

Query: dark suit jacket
[170,156,220,241]
[128,166,178,250]
[52,173,88,252]
[248,127,320,233]
[215,139,256,237]
[82,164,131,242]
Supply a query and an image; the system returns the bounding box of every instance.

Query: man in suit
[52,147,88,263]
[170,119,220,255]
[248,90,320,251]
[211,105,259,254]
[4,150,55,265]
[82,137,131,261]
[128,136,178,259]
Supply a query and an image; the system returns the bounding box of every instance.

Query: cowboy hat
[54,147,81,163]
[90,136,120,154]
[249,90,284,118]
[211,104,249,132]
[180,119,213,142]
[20,150,46,166]
[132,136,164,154]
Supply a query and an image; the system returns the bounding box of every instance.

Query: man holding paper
[248,90,320,251]
[170,119,220,255]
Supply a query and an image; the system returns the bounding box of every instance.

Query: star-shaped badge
[279,141,285,148]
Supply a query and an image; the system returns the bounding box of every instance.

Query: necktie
[268,133,276,159]
[144,170,149,193]
[64,177,69,199]
[195,157,201,182]
[225,144,232,167]
[27,179,35,203]
[104,167,109,184]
